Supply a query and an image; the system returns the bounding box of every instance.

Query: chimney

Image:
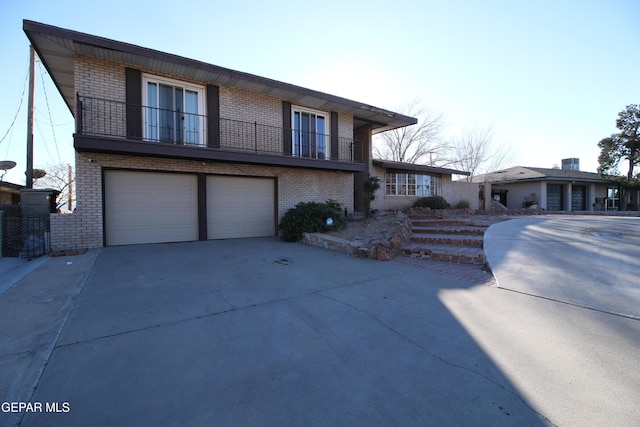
[561,158,579,171]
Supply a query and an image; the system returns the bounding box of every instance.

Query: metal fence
[0,211,51,258]
[77,95,364,164]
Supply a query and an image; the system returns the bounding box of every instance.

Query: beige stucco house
[25,20,425,250]
[473,161,618,212]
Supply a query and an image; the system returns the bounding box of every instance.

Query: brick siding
[75,56,354,153]
[53,152,354,250]
[51,56,359,250]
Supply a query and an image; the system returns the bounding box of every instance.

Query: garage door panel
[105,171,198,246]
[207,176,275,239]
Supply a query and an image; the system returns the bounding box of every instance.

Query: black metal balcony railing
[76,95,363,163]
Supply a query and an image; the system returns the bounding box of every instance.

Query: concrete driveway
[485,215,640,319]
[1,224,639,426]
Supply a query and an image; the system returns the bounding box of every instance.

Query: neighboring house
[0,181,23,205]
[368,160,477,211]
[24,20,419,250]
[473,160,618,211]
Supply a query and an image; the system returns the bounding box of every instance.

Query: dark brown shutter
[125,68,142,139]
[283,101,292,155]
[207,85,220,148]
[330,112,338,160]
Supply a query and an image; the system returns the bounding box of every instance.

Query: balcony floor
[74,134,365,172]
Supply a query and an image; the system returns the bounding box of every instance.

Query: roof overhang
[23,20,417,134]
[0,182,25,194]
[373,159,471,176]
[474,167,615,185]
[490,177,615,185]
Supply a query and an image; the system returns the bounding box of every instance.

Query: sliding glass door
[144,75,203,145]
[293,108,327,159]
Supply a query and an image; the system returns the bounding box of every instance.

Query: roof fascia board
[373,159,470,176]
[23,20,417,130]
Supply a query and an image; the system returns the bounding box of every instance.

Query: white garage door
[105,171,198,246]
[207,176,275,239]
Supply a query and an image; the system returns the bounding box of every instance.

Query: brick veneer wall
[75,57,126,111]
[56,56,360,250]
[54,152,354,250]
[75,56,355,158]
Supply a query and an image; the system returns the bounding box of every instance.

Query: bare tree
[34,163,75,210]
[443,125,515,182]
[373,100,445,164]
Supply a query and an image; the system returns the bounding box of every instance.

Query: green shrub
[455,199,470,209]
[279,199,346,242]
[413,196,451,209]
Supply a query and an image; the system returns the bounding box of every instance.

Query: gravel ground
[325,214,405,243]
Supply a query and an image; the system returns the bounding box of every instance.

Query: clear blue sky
[1,0,638,184]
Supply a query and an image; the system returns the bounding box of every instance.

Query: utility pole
[68,164,73,211]
[26,45,35,188]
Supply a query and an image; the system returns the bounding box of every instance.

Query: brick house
[0,182,23,206]
[369,160,477,211]
[25,20,422,249]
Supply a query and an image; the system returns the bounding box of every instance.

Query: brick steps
[402,216,490,265]
[409,219,475,227]
[411,233,484,247]
[411,226,486,236]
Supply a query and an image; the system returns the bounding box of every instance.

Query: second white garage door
[207,176,275,239]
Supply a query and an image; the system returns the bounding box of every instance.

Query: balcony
[74,96,364,171]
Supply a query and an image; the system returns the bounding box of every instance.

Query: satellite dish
[0,160,16,171]
[33,169,47,179]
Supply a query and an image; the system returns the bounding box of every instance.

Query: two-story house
[25,20,425,249]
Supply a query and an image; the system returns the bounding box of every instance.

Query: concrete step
[411,225,487,236]
[408,218,474,226]
[410,233,484,247]
[401,243,486,265]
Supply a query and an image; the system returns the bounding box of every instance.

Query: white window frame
[386,173,441,197]
[291,105,329,160]
[142,74,206,146]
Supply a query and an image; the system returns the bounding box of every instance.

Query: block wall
[50,213,84,252]
[442,181,480,209]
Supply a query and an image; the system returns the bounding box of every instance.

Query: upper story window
[386,173,441,196]
[143,74,205,146]
[292,106,328,160]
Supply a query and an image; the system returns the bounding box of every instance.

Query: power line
[0,60,29,146]
[38,61,62,164]
[34,118,55,163]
